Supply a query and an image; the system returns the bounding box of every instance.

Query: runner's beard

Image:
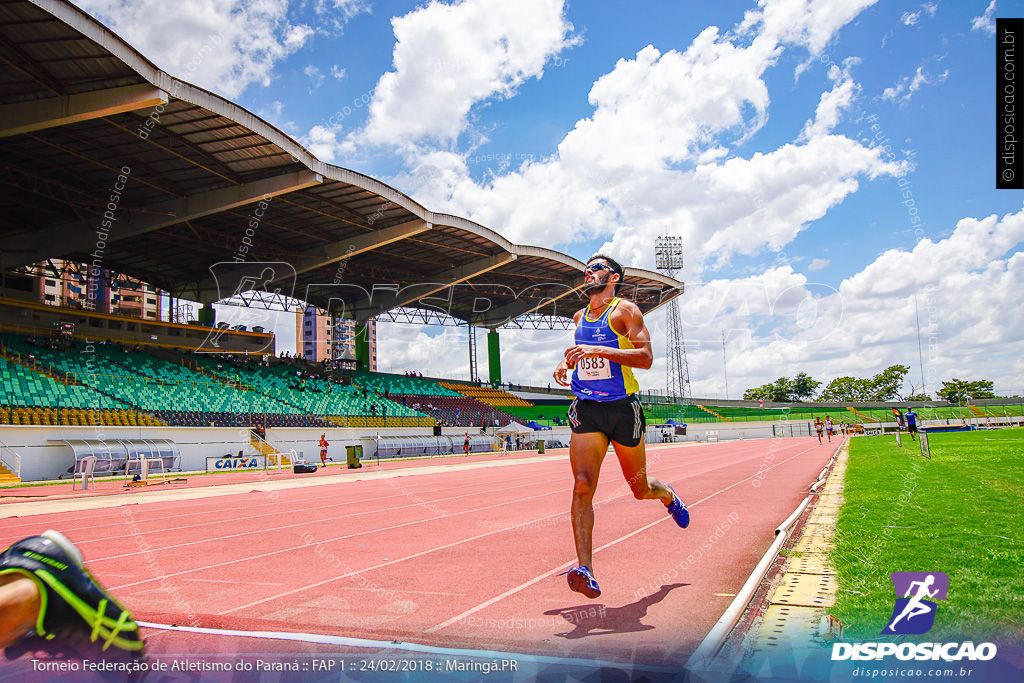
[582,274,609,294]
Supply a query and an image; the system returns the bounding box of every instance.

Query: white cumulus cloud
[695,209,1024,397]
[72,0,315,98]
[359,0,579,146]
[799,63,860,140]
[406,4,901,266]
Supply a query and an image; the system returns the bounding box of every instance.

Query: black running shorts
[567,394,646,448]
[908,423,918,433]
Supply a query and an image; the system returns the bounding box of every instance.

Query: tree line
[742,365,999,403]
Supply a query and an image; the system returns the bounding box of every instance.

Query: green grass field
[829,429,1024,643]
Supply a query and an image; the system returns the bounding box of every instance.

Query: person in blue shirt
[552,255,690,599]
[905,408,918,440]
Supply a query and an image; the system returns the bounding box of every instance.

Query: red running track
[0,437,839,669]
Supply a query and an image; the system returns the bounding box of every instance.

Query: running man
[815,418,824,444]
[464,432,470,455]
[825,416,834,443]
[318,433,332,466]
[905,407,918,441]
[553,254,689,599]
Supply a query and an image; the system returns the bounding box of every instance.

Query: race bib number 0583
[576,356,612,381]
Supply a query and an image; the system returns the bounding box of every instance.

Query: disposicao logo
[831,571,997,662]
[882,571,948,635]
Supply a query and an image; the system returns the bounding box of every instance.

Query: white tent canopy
[496,422,533,435]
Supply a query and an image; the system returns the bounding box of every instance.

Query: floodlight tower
[655,236,692,405]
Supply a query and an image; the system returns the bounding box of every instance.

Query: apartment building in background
[296,306,376,369]
[27,260,162,319]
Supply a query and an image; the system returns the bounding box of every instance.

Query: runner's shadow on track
[544,582,688,639]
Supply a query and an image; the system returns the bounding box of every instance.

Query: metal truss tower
[655,236,692,405]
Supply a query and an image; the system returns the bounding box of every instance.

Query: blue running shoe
[665,485,690,529]
[560,566,601,599]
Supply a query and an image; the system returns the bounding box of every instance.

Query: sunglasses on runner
[585,263,613,274]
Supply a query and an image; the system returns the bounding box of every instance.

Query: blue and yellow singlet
[570,297,640,401]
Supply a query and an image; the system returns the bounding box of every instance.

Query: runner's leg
[569,431,610,569]
[611,439,674,505]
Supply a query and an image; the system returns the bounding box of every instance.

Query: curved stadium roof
[0,0,682,329]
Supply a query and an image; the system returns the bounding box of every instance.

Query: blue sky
[77,0,1024,398]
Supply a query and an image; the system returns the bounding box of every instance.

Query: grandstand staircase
[969,405,989,418]
[0,464,19,483]
[696,405,731,421]
[250,435,291,467]
[846,407,880,422]
[0,440,21,483]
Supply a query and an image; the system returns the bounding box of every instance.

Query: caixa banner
[206,455,266,471]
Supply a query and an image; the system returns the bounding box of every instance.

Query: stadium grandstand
[2,0,1022,488]
[0,0,685,482]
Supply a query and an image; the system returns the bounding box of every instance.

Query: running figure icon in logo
[882,571,949,635]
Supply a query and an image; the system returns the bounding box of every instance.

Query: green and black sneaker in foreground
[0,530,145,663]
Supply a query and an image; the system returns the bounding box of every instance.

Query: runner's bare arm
[553,310,585,386]
[563,301,653,370]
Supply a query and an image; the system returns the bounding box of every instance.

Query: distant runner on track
[553,254,689,599]
[319,433,333,466]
